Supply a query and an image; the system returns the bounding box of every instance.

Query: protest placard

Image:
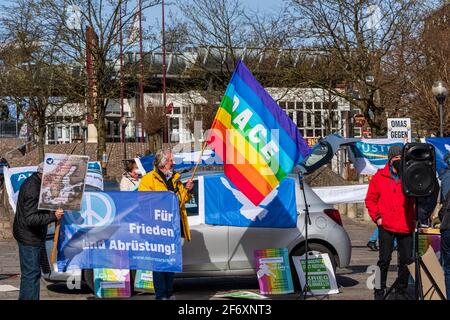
[292,251,339,295]
[38,153,89,211]
[4,163,103,213]
[93,268,131,298]
[254,248,294,295]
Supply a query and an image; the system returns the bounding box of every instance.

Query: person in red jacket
[365,145,414,300]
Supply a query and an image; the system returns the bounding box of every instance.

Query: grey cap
[37,162,44,173]
[388,145,402,162]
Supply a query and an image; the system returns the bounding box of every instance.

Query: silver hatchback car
[41,168,351,291]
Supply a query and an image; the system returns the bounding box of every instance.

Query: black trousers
[377,226,413,290]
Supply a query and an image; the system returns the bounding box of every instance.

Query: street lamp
[120,116,129,160]
[80,119,87,156]
[432,80,448,137]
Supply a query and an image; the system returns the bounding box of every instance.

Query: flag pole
[119,0,124,143]
[190,140,208,181]
[138,0,144,143]
[50,217,61,265]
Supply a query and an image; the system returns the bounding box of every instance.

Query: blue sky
[144,0,284,27]
[0,0,284,21]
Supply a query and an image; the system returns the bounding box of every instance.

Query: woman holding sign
[138,148,193,300]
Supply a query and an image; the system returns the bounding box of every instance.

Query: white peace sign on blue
[66,192,116,229]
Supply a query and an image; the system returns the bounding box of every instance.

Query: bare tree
[142,103,167,153]
[172,0,304,140]
[407,3,450,136]
[37,0,161,160]
[0,0,75,162]
[288,0,428,136]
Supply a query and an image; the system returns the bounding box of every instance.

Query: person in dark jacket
[440,154,450,202]
[365,145,414,300]
[13,163,64,300]
[439,152,450,299]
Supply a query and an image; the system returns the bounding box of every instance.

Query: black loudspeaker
[401,143,437,197]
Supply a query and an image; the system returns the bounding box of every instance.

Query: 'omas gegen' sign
[387,118,411,142]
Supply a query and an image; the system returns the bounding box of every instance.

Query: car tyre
[289,243,337,291]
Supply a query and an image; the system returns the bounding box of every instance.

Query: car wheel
[83,269,137,294]
[289,243,337,291]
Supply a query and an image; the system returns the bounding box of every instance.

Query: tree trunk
[148,132,162,154]
[96,100,107,161]
[37,121,46,163]
[96,117,106,161]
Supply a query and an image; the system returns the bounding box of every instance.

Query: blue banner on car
[57,191,182,272]
[203,174,297,228]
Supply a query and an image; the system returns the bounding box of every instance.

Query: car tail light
[324,209,343,226]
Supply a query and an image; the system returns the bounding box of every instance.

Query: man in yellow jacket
[138,148,193,300]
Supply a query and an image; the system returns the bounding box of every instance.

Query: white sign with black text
[387,118,411,142]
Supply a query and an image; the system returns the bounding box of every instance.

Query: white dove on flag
[220,177,279,221]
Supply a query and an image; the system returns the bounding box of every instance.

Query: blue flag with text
[57,191,182,272]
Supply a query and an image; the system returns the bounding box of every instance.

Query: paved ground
[0,216,400,300]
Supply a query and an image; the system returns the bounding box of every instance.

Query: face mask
[392,160,401,173]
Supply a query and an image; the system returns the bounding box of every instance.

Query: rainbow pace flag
[207,60,311,205]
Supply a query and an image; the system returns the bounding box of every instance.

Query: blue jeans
[18,243,41,300]
[153,271,174,300]
[441,230,450,300]
[369,227,398,247]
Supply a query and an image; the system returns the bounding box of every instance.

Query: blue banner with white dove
[57,191,182,272]
[347,138,405,175]
[202,174,297,228]
[424,137,450,174]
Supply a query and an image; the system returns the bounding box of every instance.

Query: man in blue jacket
[12,163,64,300]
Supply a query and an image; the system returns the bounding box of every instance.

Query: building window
[287,101,295,110]
[287,111,294,122]
[306,112,312,127]
[113,121,120,136]
[314,111,322,128]
[296,111,304,127]
[48,127,55,140]
[170,117,180,130]
[57,127,62,139]
[72,126,80,139]
[315,129,322,138]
